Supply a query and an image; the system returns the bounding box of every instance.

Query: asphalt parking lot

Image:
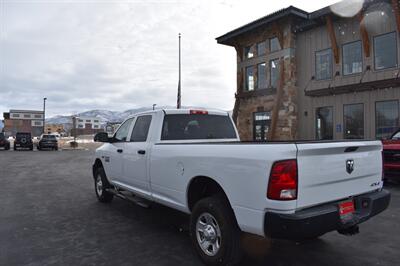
[0,149,399,266]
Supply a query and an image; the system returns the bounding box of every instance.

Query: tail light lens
[267,159,298,200]
[381,150,385,181]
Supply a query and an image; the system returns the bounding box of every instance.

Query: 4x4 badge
[346,159,354,174]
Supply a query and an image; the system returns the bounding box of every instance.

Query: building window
[12,114,20,118]
[24,114,31,118]
[270,59,280,88]
[245,66,255,91]
[374,32,397,70]
[316,107,333,140]
[78,119,83,122]
[86,120,91,123]
[343,41,362,75]
[78,124,83,128]
[94,120,99,123]
[376,100,399,139]
[316,49,332,80]
[244,46,254,59]
[269,37,280,52]
[257,41,266,56]
[257,63,267,89]
[344,104,364,139]
[94,125,99,129]
[34,114,42,118]
[253,112,271,141]
[34,121,42,126]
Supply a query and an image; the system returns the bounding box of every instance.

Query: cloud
[0,0,337,117]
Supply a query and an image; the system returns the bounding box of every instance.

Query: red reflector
[339,200,355,216]
[190,110,208,115]
[267,160,298,200]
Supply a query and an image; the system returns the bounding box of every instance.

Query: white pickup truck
[92,108,390,265]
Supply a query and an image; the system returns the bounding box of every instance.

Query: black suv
[0,132,10,150]
[37,134,58,151]
[14,132,34,150]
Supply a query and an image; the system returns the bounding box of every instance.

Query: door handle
[137,150,146,155]
[117,149,123,153]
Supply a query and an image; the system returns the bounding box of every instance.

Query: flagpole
[177,33,181,109]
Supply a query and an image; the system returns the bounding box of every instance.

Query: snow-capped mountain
[46,106,232,126]
[46,106,172,125]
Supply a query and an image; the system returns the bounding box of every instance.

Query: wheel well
[92,159,103,179]
[187,176,230,211]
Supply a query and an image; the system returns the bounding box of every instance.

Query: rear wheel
[5,144,10,150]
[190,195,243,265]
[94,167,113,203]
[13,144,17,151]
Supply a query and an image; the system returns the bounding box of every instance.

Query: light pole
[43,97,47,134]
[152,104,157,110]
[177,33,181,109]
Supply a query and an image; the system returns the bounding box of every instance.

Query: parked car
[14,132,33,151]
[37,134,58,151]
[383,129,400,179]
[0,132,10,150]
[92,109,390,265]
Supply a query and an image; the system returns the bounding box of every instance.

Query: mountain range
[46,107,167,125]
[46,106,231,126]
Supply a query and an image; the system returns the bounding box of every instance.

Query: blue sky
[0,0,338,117]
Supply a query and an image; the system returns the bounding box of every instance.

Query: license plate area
[339,199,355,222]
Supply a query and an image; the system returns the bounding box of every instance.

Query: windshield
[16,133,31,138]
[42,135,56,139]
[392,131,400,140]
[161,114,237,140]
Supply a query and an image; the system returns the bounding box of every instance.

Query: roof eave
[216,6,309,46]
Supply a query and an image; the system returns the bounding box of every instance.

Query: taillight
[381,150,385,181]
[190,110,208,115]
[267,159,298,200]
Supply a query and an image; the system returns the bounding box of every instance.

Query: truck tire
[30,145,33,151]
[13,144,17,151]
[190,195,243,266]
[5,144,10,150]
[94,167,113,203]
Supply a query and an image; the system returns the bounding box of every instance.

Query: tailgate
[296,141,383,209]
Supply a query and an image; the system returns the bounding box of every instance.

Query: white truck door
[106,118,134,183]
[122,115,153,199]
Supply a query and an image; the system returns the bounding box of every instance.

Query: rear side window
[161,114,237,140]
[131,115,152,142]
[0,133,4,140]
[17,133,31,138]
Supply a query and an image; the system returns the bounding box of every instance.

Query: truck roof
[128,108,230,118]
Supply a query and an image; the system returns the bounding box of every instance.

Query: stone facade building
[217,0,400,141]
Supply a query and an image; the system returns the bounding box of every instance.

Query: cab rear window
[161,114,236,140]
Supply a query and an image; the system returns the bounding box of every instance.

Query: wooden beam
[234,45,243,62]
[268,59,285,140]
[271,22,284,49]
[357,12,371,57]
[392,0,400,37]
[326,16,340,64]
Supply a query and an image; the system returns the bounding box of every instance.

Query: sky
[0,0,339,117]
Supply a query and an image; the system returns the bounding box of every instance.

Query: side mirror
[94,132,110,142]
